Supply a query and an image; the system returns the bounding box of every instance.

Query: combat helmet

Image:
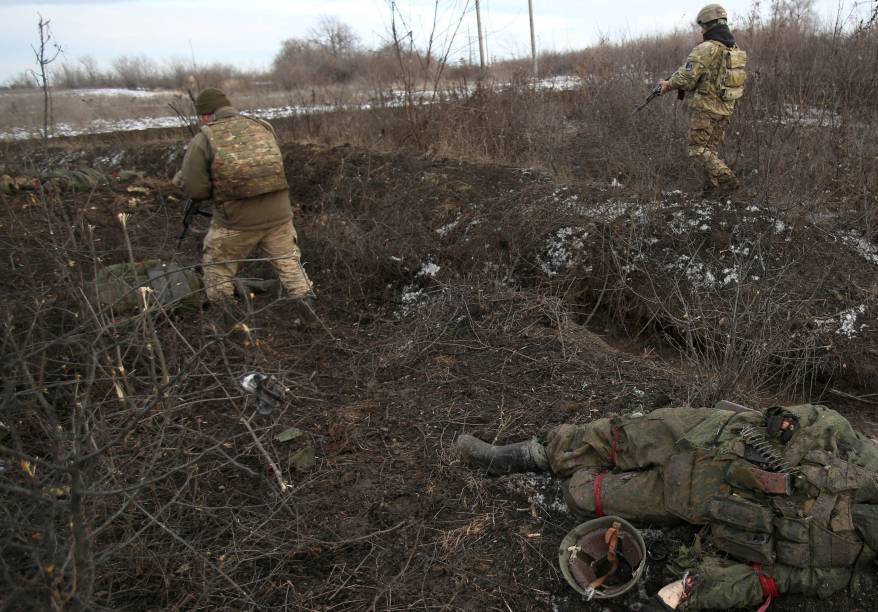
[558,516,646,600]
[696,4,728,29]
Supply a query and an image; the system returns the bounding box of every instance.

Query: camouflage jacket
[667,40,741,117]
[180,107,292,231]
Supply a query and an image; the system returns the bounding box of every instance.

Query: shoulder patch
[685,61,693,71]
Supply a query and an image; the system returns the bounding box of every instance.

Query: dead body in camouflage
[457,404,878,610]
[659,4,747,196]
[177,88,315,312]
[0,168,144,195]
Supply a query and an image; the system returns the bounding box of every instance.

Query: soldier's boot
[202,299,241,332]
[456,434,549,475]
[294,296,319,328]
[715,174,741,196]
[700,177,720,198]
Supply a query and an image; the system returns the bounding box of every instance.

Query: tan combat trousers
[688,109,734,187]
[202,220,313,302]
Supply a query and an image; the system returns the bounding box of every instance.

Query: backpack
[718,46,748,102]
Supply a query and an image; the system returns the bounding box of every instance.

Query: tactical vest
[664,405,877,569]
[201,115,289,203]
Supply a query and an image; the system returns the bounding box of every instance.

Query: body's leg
[202,223,262,302]
[259,220,313,299]
[658,554,852,610]
[563,467,674,523]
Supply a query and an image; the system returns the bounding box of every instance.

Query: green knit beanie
[195,88,231,115]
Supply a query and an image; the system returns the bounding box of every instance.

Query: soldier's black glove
[765,407,799,443]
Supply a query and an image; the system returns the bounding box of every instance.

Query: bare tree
[309,15,359,57]
[29,14,62,145]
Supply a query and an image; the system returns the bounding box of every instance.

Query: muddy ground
[1,135,877,611]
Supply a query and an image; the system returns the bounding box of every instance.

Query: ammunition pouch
[711,523,775,564]
[706,495,774,533]
[663,452,731,524]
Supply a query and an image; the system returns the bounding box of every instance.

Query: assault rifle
[176,198,212,248]
[633,82,685,113]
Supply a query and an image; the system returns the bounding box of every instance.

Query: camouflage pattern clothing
[178,106,313,302]
[1,168,144,196]
[202,220,312,302]
[666,30,747,189]
[546,405,878,609]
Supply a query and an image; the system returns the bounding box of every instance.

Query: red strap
[609,427,622,467]
[594,471,607,517]
[753,564,779,612]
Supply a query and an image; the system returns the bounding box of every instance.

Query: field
[2,13,878,612]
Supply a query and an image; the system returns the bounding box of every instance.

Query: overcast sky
[1,0,872,82]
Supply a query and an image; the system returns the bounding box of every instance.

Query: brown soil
[1,137,876,611]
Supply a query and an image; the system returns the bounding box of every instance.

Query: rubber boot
[456,434,549,475]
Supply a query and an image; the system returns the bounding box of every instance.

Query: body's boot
[456,434,549,475]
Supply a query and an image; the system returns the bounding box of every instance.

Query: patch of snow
[540,226,589,277]
[417,261,440,278]
[436,217,460,237]
[60,88,169,99]
[610,177,623,188]
[837,230,878,265]
[778,104,841,128]
[535,75,582,91]
[815,305,868,338]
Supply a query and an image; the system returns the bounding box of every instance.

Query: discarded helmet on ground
[559,516,646,600]
[696,4,728,27]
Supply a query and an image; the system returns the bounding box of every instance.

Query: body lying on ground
[457,403,878,610]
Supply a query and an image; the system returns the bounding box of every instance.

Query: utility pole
[475,0,485,71]
[528,0,538,77]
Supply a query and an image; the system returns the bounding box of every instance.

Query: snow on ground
[778,104,842,128]
[540,226,591,277]
[837,230,878,265]
[815,305,868,338]
[417,261,441,278]
[58,88,171,99]
[534,75,582,91]
[0,76,584,141]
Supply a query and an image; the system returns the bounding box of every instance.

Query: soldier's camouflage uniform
[178,106,313,303]
[667,32,747,190]
[546,405,878,609]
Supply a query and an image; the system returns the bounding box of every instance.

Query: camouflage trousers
[202,220,313,303]
[688,109,735,186]
[545,407,724,523]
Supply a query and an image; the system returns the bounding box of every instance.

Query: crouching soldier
[176,88,316,321]
[457,403,878,609]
